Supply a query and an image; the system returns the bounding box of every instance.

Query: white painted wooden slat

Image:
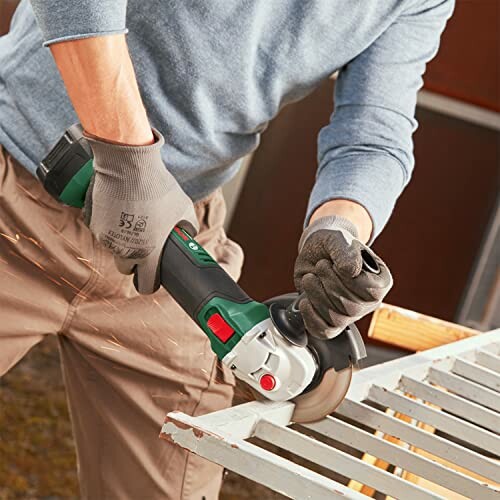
[162,414,363,500]
[302,416,498,499]
[336,398,500,481]
[476,350,500,373]
[195,400,294,439]
[368,385,500,456]
[426,368,500,412]
[254,420,439,500]
[453,357,500,391]
[400,375,500,432]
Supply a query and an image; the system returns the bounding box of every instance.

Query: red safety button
[259,374,276,391]
[207,313,235,343]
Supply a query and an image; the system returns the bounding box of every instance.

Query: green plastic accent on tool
[198,298,270,359]
[59,159,94,208]
[171,226,218,267]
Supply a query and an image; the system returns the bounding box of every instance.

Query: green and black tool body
[37,124,367,423]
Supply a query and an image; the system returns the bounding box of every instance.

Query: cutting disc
[291,365,352,423]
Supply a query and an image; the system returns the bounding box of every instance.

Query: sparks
[77,257,105,277]
[44,274,63,287]
[0,232,19,244]
[59,276,88,298]
[107,339,123,348]
[100,346,120,352]
[45,221,81,253]
[27,236,42,248]
[101,297,120,312]
[8,249,46,271]
[110,334,123,346]
[85,321,100,332]
[152,298,170,316]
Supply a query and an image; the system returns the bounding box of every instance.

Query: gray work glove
[294,215,392,339]
[84,129,198,294]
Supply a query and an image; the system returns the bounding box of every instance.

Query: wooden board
[368,303,479,352]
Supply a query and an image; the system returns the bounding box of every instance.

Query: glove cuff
[298,215,359,252]
[85,128,168,199]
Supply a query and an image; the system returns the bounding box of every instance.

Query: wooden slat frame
[426,367,500,412]
[355,307,493,497]
[161,330,500,499]
[254,420,437,500]
[336,399,500,480]
[162,409,365,499]
[302,416,496,498]
[369,385,500,455]
[399,376,500,432]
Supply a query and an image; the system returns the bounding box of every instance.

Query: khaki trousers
[0,146,243,499]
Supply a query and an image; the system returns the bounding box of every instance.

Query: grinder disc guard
[265,294,365,423]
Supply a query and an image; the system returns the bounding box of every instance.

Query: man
[0,0,453,498]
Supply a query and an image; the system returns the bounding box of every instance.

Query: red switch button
[207,313,235,343]
[259,374,276,391]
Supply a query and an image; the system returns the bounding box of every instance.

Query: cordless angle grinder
[37,124,368,423]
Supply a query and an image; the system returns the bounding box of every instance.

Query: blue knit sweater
[0,0,453,236]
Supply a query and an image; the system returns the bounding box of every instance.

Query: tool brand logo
[188,242,199,251]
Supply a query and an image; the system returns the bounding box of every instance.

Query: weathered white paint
[345,331,500,403]
[452,357,500,392]
[161,329,500,499]
[162,411,364,499]
[475,349,500,373]
[336,399,500,481]
[194,400,293,439]
[368,385,500,455]
[303,416,498,499]
[426,367,500,412]
[255,419,439,500]
[399,375,500,432]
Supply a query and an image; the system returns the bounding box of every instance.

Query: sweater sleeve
[307,0,454,241]
[29,0,128,46]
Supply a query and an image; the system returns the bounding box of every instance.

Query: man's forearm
[310,199,373,244]
[50,34,153,145]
